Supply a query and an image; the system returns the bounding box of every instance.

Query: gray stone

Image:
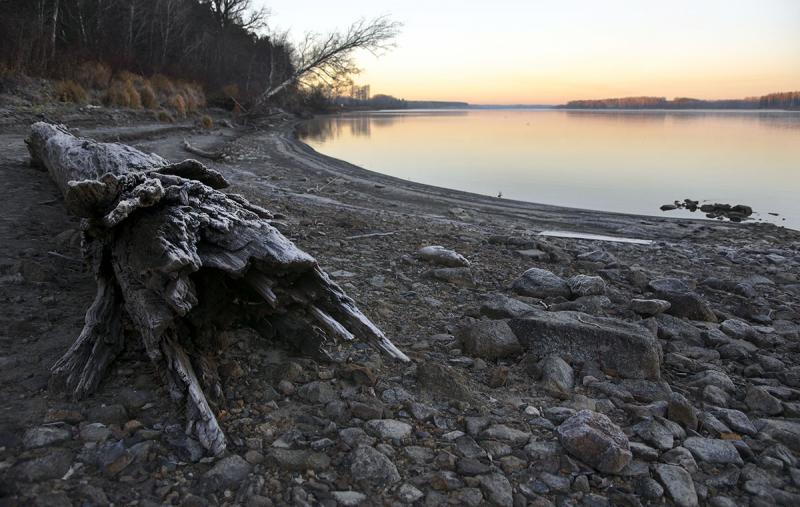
[455,435,486,459]
[632,418,674,451]
[417,245,470,267]
[661,447,698,474]
[720,319,757,341]
[712,408,757,436]
[539,355,574,397]
[456,319,523,360]
[509,309,661,380]
[555,410,631,474]
[635,476,665,499]
[349,445,400,486]
[339,428,376,448]
[745,385,783,415]
[667,393,698,430]
[80,423,111,442]
[331,491,367,506]
[654,464,699,507]
[683,437,743,465]
[364,419,412,440]
[23,426,71,449]
[204,455,251,490]
[630,298,671,316]
[687,370,735,392]
[511,268,570,299]
[87,404,128,425]
[566,274,606,297]
[480,294,537,319]
[451,487,484,507]
[479,424,531,447]
[270,449,330,471]
[416,362,474,403]
[759,419,800,452]
[629,442,659,461]
[478,473,513,507]
[397,483,424,503]
[297,381,336,404]
[15,448,73,482]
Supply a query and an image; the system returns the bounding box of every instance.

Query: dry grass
[139,81,158,109]
[156,109,175,123]
[151,74,176,96]
[169,93,186,117]
[75,61,112,90]
[104,79,142,108]
[200,115,213,129]
[116,70,143,86]
[54,80,88,104]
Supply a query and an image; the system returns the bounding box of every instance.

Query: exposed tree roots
[26,122,408,455]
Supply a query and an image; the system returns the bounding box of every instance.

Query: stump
[26,123,408,455]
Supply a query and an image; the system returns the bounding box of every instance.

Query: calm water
[298,109,800,230]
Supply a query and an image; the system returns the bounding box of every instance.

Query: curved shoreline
[271,119,799,242]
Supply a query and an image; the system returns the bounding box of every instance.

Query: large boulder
[648,278,717,322]
[456,319,523,360]
[508,309,662,380]
[555,410,632,474]
[511,268,570,299]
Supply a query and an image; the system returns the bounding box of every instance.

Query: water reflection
[298,109,800,229]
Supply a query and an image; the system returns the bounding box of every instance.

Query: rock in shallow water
[555,409,632,474]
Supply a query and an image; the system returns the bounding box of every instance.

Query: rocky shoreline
[1,106,800,506]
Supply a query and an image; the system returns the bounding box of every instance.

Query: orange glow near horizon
[260,0,800,104]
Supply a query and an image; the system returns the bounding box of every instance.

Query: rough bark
[26,122,408,455]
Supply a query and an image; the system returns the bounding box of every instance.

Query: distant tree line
[334,93,468,111]
[0,0,294,105]
[563,92,800,110]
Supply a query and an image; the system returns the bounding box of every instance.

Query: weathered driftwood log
[26,122,408,456]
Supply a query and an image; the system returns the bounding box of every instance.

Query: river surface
[298,109,800,230]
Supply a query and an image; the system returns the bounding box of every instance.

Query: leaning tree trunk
[26,123,408,456]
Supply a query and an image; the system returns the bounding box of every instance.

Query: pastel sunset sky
[258,0,800,104]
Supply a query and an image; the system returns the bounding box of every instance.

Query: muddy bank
[1,107,800,506]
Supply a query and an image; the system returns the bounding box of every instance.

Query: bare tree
[254,16,401,109]
[208,0,268,30]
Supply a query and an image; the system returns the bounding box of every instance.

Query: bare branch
[254,16,401,109]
